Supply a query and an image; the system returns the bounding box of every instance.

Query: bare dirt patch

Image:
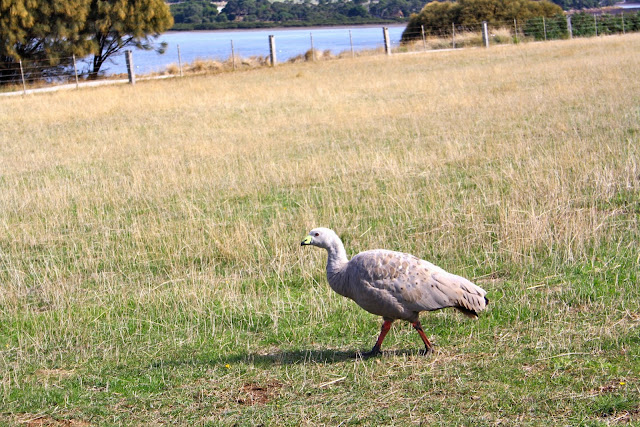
[236,381,282,405]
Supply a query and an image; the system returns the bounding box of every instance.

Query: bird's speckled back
[334,249,487,322]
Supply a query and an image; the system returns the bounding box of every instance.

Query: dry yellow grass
[0,33,639,424]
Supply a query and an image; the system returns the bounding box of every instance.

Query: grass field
[1,33,639,425]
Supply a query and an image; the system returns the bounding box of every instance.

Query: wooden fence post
[231,40,236,70]
[349,30,354,58]
[125,50,136,85]
[383,27,391,55]
[452,22,456,49]
[482,21,489,48]
[19,60,26,94]
[421,25,427,51]
[310,33,316,61]
[72,54,79,89]
[269,35,277,66]
[177,44,183,76]
[567,15,573,39]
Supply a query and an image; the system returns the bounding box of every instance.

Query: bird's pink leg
[359,319,393,358]
[412,321,434,355]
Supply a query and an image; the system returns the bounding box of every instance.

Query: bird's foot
[419,346,434,357]
[355,347,381,359]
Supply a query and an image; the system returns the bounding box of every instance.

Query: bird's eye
[314,233,320,237]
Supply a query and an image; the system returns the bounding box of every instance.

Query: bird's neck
[325,239,349,294]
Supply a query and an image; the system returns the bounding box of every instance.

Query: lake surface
[97,25,407,76]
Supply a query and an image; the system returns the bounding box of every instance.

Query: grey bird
[301,227,489,357]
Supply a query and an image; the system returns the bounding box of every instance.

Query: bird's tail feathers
[455,295,489,318]
[455,306,479,319]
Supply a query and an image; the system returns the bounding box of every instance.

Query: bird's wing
[348,250,487,315]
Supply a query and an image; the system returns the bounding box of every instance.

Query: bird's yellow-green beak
[301,235,312,246]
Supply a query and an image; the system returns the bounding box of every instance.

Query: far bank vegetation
[402,0,563,42]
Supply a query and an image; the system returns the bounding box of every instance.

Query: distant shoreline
[170,20,409,32]
[166,22,408,34]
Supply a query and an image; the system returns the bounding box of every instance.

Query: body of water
[97,25,407,76]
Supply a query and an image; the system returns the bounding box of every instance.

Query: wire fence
[0,55,85,92]
[1,11,639,96]
[399,11,640,47]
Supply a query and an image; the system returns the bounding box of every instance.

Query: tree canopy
[402,0,563,40]
[0,0,93,82]
[170,0,219,25]
[0,0,173,83]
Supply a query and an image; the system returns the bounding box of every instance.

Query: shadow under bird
[301,227,489,357]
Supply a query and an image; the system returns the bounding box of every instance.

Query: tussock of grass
[288,49,337,63]
[162,55,270,76]
[1,34,639,425]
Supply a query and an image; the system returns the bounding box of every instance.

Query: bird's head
[300,227,338,250]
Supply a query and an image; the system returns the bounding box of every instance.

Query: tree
[0,0,93,83]
[85,0,173,78]
[170,0,219,25]
[405,0,459,34]
[1,0,174,84]
[402,0,563,40]
[347,4,369,17]
[184,2,205,24]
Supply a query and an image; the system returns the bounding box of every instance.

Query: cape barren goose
[301,227,488,357]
